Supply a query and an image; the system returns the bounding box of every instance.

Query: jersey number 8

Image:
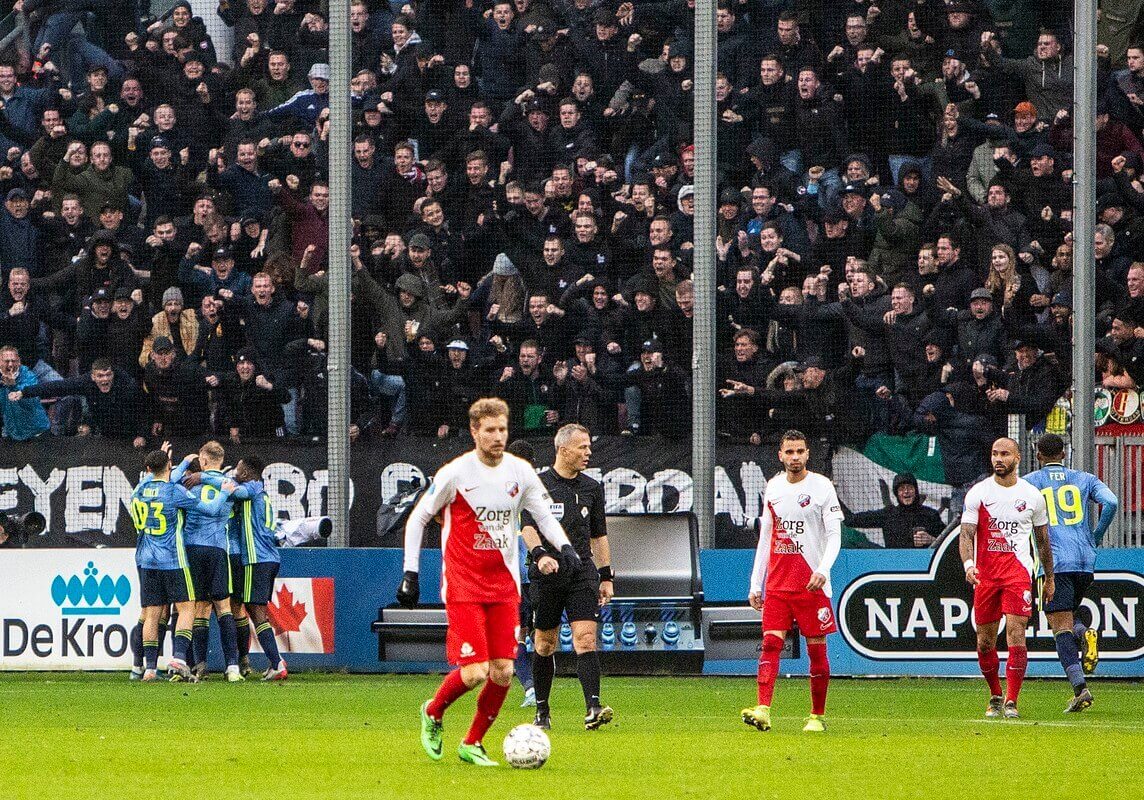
[130,499,167,535]
[1040,484,1083,527]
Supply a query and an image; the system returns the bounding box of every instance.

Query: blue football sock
[217,611,239,668]
[235,617,251,660]
[157,621,168,656]
[191,618,210,666]
[130,620,143,669]
[1054,631,1087,693]
[1073,621,1088,648]
[143,640,159,671]
[173,629,192,663]
[515,641,533,690]
[256,621,282,667]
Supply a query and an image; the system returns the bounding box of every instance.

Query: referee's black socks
[532,653,555,707]
[578,651,602,711]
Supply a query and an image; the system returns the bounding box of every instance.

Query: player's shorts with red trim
[445,601,520,665]
[762,589,837,636]
[973,580,1033,625]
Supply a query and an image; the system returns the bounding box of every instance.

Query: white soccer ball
[502,723,551,769]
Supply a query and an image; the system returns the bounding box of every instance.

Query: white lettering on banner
[738,462,769,519]
[865,598,900,638]
[1102,596,1138,637]
[0,550,140,670]
[645,469,691,513]
[713,468,742,521]
[0,467,17,511]
[264,463,355,521]
[902,598,939,639]
[939,598,970,638]
[63,466,133,534]
[379,462,427,503]
[18,465,66,531]
[604,468,646,513]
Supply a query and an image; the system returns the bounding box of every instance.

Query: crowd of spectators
[0,0,1143,498]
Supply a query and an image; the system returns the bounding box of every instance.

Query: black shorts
[186,545,231,601]
[529,559,600,631]
[231,558,280,605]
[1044,571,1094,614]
[139,567,194,607]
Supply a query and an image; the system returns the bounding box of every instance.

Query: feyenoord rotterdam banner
[0,434,945,549]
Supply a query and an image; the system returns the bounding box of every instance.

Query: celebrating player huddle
[128,441,287,683]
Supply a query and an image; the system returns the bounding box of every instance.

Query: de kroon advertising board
[0,550,140,670]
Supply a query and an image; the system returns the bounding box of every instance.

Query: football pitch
[4,673,1143,800]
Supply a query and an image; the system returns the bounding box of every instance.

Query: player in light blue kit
[130,448,235,681]
[1024,434,1118,713]
[198,455,288,681]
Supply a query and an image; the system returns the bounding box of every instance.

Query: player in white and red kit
[959,437,1054,719]
[397,398,576,767]
[742,430,843,733]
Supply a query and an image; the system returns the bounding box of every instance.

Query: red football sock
[977,648,1003,697]
[756,634,783,705]
[807,641,830,716]
[1005,646,1028,704]
[427,669,469,720]
[464,679,510,745]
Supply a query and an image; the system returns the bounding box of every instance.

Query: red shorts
[973,580,1033,625]
[762,590,837,637]
[445,601,520,665]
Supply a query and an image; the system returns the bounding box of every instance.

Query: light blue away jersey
[1024,464,1118,573]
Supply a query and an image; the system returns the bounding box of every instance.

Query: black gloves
[396,570,420,608]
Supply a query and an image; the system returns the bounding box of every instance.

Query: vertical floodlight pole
[1072,1,1096,472]
[327,0,352,545]
[692,0,717,546]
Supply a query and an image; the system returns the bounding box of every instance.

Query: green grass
[2,673,1142,799]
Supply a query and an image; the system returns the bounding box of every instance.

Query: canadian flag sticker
[258,578,335,654]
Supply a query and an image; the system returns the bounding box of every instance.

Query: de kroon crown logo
[838,534,1144,660]
[51,562,132,616]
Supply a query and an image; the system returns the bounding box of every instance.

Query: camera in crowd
[0,511,47,548]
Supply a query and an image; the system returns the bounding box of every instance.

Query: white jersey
[749,471,844,597]
[961,476,1048,584]
[403,451,571,604]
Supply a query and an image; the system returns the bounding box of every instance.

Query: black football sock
[532,652,555,708]
[577,650,602,711]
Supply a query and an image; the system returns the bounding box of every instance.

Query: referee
[524,423,615,731]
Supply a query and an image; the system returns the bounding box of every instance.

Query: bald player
[959,437,1053,719]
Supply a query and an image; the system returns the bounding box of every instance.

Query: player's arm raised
[397,473,455,608]
[748,503,774,610]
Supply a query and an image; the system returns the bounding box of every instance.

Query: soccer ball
[502,723,551,769]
